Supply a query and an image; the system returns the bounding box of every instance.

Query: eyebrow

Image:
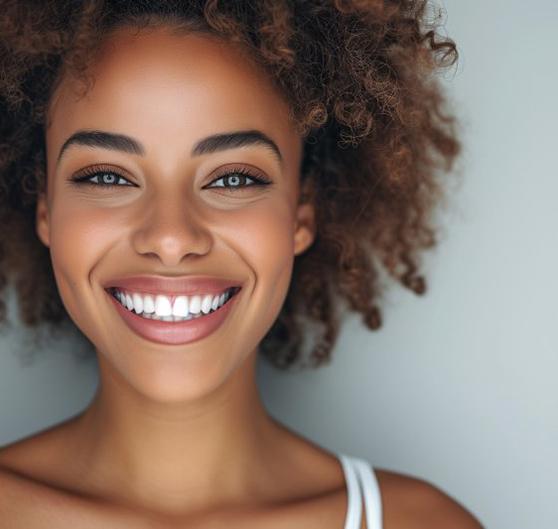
[56,129,283,168]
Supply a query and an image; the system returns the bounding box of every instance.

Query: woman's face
[37,26,315,402]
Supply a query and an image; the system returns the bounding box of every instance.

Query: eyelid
[205,164,272,187]
[69,164,135,184]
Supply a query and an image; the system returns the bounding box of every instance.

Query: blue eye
[70,170,134,188]
[207,169,271,191]
[70,166,272,192]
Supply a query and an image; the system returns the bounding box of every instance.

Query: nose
[131,191,213,267]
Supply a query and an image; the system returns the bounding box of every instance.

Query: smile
[105,286,242,346]
[108,286,240,322]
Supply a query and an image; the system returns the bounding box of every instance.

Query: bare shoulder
[0,443,146,529]
[375,468,484,529]
[0,424,93,526]
[0,459,71,526]
[0,413,83,475]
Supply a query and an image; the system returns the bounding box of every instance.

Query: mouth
[105,285,242,322]
[104,285,243,346]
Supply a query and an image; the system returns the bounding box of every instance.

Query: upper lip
[103,275,242,297]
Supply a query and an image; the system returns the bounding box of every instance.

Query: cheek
[48,202,123,316]
[225,201,295,322]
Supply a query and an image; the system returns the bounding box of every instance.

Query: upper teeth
[113,288,233,318]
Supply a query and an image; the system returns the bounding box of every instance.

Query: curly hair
[0,0,460,370]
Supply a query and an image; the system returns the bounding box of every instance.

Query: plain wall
[1,1,556,527]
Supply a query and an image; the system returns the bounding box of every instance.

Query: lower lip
[106,289,241,346]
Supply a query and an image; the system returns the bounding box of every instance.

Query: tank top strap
[338,453,383,529]
[339,453,363,529]
[351,456,383,529]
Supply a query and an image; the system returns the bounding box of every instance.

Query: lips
[102,275,242,297]
[102,274,244,345]
[106,286,241,345]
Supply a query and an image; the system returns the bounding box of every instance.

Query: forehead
[46,26,300,166]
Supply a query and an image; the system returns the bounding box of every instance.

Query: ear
[36,192,51,248]
[293,179,317,256]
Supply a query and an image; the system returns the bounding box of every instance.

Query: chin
[109,350,239,404]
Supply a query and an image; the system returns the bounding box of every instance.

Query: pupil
[229,175,241,186]
[104,173,115,184]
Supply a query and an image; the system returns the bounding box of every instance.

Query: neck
[70,349,285,515]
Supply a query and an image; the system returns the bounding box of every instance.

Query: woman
[0,1,483,527]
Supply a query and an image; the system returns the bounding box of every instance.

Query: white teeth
[201,294,213,315]
[112,287,237,321]
[154,295,173,317]
[211,294,220,311]
[125,293,134,312]
[189,295,201,314]
[132,293,143,314]
[143,294,155,314]
[172,295,189,317]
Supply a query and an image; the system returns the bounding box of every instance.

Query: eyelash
[69,165,272,192]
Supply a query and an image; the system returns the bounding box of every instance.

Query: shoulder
[0,438,50,515]
[0,430,75,510]
[0,441,121,527]
[0,431,54,477]
[0,460,70,525]
[0,415,81,476]
[374,468,484,529]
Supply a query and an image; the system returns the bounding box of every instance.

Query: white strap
[339,453,363,529]
[353,457,383,529]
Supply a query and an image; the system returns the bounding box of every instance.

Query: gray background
[1,1,556,527]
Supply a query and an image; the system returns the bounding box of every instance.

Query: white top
[338,453,383,529]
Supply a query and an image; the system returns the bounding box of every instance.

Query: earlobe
[36,193,51,248]
[293,202,316,256]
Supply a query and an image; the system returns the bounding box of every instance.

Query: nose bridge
[131,187,212,265]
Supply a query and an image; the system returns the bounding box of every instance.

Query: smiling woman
[0,1,482,528]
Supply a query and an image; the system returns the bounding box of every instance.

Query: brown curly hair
[0,0,460,370]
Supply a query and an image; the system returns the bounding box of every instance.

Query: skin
[0,25,483,529]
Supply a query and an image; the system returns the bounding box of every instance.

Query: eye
[205,167,272,192]
[69,166,134,189]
